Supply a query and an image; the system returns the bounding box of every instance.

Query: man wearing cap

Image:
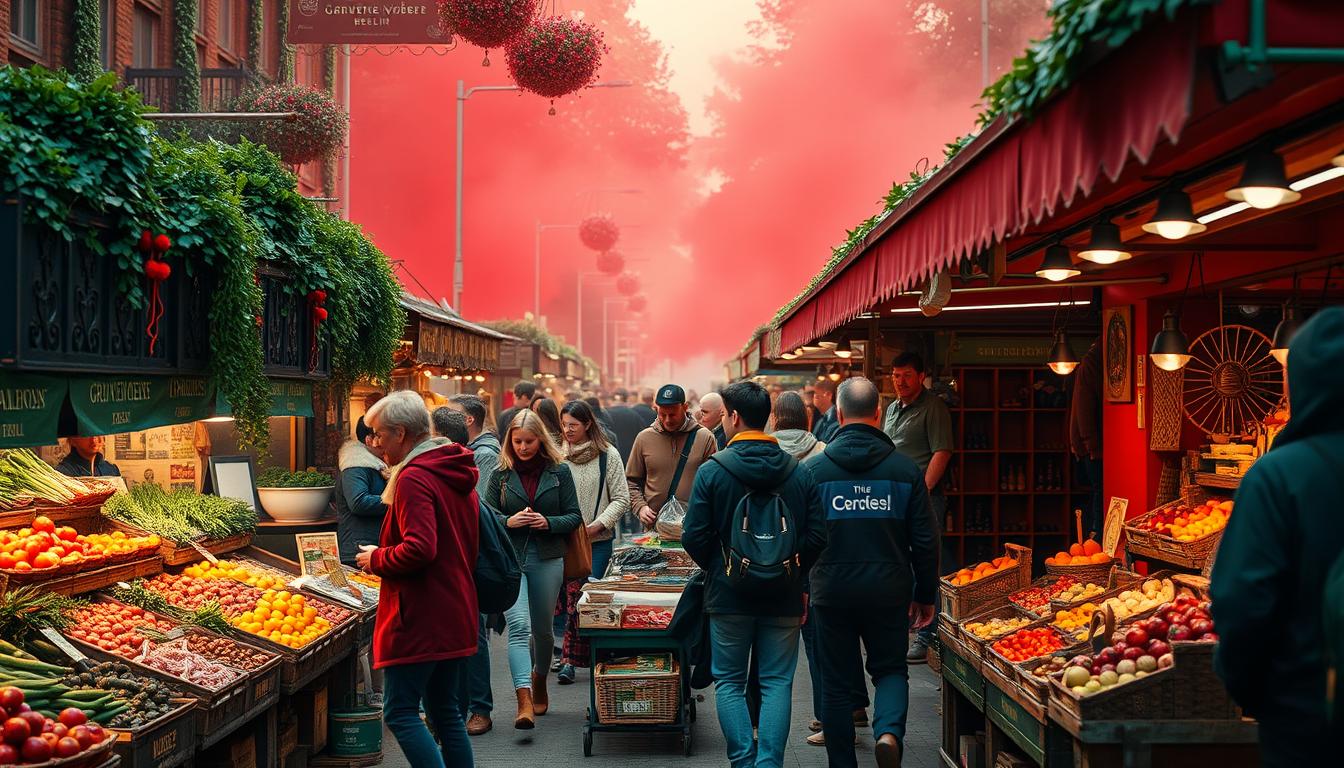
[627,384,717,530]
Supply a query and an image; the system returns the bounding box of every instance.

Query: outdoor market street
[379,632,945,767]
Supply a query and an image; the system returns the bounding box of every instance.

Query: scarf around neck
[566,440,601,466]
[513,453,549,501]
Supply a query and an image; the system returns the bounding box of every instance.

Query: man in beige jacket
[626,384,717,529]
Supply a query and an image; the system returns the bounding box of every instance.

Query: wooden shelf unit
[942,367,1090,572]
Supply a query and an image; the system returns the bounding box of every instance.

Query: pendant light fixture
[1036,244,1081,282]
[1150,310,1191,371]
[835,335,853,359]
[816,364,827,382]
[827,363,843,382]
[1226,147,1301,210]
[1333,147,1343,168]
[1271,272,1307,366]
[1142,189,1207,240]
[1078,220,1132,265]
[1047,331,1080,375]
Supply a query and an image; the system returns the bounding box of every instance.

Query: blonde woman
[486,410,582,730]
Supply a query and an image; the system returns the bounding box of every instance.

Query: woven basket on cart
[956,603,1037,658]
[594,660,681,725]
[1044,559,1118,587]
[1124,488,1228,569]
[938,543,1032,622]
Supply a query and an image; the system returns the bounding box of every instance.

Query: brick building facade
[3,0,346,196]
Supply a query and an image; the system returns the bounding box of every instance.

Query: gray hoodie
[773,428,825,461]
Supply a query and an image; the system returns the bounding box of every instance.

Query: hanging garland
[172,0,201,111]
[627,295,647,314]
[72,0,101,83]
[578,213,619,251]
[437,0,538,65]
[236,83,349,165]
[247,0,264,73]
[615,272,639,297]
[595,250,624,276]
[505,16,607,112]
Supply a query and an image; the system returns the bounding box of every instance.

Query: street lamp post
[453,80,633,313]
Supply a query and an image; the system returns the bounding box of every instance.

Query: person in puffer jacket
[336,418,387,567]
[803,377,939,768]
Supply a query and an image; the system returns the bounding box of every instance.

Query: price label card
[190,540,220,564]
[39,628,87,663]
[1103,497,1128,557]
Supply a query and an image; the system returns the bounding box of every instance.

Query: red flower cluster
[615,272,640,297]
[505,16,607,100]
[627,295,647,314]
[595,250,624,276]
[437,0,537,52]
[579,214,620,251]
[240,84,349,165]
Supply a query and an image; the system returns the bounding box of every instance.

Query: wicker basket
[595,659,681,725]
[1047,658,1177,722]
[982,625,1082,680]
[956,603,1037,655]
[1044,559,1119,586]
[938,543,1032,622]
[1124,488,1228,569]
[1169,640,1240,719]
[1009,574,1079,618]
[1047,569,1145,613]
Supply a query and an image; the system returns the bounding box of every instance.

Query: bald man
[697,392,728,448]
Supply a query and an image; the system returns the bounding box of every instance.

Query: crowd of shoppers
[353,372,953,768]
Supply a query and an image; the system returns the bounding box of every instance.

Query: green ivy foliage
[248,0,264,74]
[72,0,102,83]
[484,319,597,372]
[172,0,202,111]
[313,215,406,387]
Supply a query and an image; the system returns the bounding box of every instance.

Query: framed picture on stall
[208,455,261,512]
[1102,305,1133,403]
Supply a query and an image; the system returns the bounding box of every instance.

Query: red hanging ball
[156,261,171,280]
[314,306,329,321]
[138,230,153,253]
[153,234,172,253]
[315,289,328,304]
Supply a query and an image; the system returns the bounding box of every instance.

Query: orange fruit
[1056,555,1073,565]
[1090,552,1111,564]
[1044,557,1056,566]
[1082,539,1101,556]
[1068,543,1085,557]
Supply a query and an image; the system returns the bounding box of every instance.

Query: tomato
[0,554,14,570]
[55,737,81,758]
[70,726,94,750]
[32,552,58,569]
[22,542,41,562]
[32,516,54,534]
[20,736,49,762]
[50,723,67,738]
[56,526,77,543]
[0,744,16,764]
[56,709,85,729]
[3,716,30,744]
[0,690,23,713]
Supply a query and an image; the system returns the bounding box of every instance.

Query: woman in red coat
[357,391,479,768]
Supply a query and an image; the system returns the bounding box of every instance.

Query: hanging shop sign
[415,321,501,371]
[0,372,67,447]
[68,376,214,437]
[287,0,452,45]
[217,380,315,419]
[935,334,1090,367]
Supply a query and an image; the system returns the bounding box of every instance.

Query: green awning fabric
[0,372,69,447]
[216,380,314,418]
[68,375,215,436]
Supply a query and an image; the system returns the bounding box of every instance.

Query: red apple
[1189,618,1214,639]
[1145,618,1169,640]
[1168,624,1193,642]
[21,736,50,762]
[1147,640,1172,658]
[1202,632,1219,643]
[1123,646,1145,661]
[0,744,16,764]
[1125,627,1149,647]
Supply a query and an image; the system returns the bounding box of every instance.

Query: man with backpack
[803,376,939,768]
[682,381,826,768]
[1211,307,1344,767]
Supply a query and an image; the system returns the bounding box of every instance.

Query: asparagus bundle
[103,484,256,544]
[0,449,90,504]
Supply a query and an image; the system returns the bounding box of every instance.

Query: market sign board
[217,380,315,418]
[68,376,214,437]
[935,334,1090,367]
[0,373,66,447]
[287,0,452,44]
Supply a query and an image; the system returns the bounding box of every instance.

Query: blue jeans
[503,541,565,689]
[457,615,492,717]
[919,493,949,643]
[384,658,472,768]
[709,615,802,768]
[814,603,910,768]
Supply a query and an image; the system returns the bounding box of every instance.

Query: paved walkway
[379,630,944,767]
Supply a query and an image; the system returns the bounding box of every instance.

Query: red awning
[779,14,1198,351]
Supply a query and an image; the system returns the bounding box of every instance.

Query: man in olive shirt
[882,352,953,663]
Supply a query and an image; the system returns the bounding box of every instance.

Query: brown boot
[514,688,535,730]
[531,671,549,716]
[875,733,902,768]
[466,713,492,736]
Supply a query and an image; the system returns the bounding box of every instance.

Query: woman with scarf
[553,401,630,685]
[487,410,582,730]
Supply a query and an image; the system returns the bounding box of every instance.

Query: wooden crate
[983,625,1085,682]
[241,547,377,648]
[938,543,1032,622]
[111,699,198,768]
[106,519,253,566]
[200,728,257,768]
[1123,488,1229,570]
[0,507,35,528]
[295,683,329,752]
[37,557,163,596]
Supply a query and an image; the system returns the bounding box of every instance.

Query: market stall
[576,541,698,756]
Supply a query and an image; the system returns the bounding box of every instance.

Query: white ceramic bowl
[257,486,334,523]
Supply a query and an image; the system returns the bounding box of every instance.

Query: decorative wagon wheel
[1181,324,1283,437]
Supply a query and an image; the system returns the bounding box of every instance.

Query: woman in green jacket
[486,409,582,730]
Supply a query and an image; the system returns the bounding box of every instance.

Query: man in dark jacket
[584,396,619,446]
[336,418,388,567]
[682,380,826,768]
[357,391,479,768]
[632,388,657,426]
[495,381,537,439]
[606,401,646,464]
[1211,307,1344,767]
[811,379,839,443]
[804,376,938,768]
[56,436,121,477]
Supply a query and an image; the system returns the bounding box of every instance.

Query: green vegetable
[0,450,88,504]
[256,468,333,488]
[0,652,71,675]
[104,486,256,544]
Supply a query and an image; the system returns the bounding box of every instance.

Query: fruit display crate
[241,547,378,649]
[1046,568,1144,613]
[981,652,1047,722]
[42,557,165,597]
[0,513,163,585]
[955,602,1037,658]
[1123,488,1227,570]
[105,520,253,567]
[110,698,198,768]
[1043,559,1121,588]
[0,506,35,529]
[937,625,985,709]
[225,613,358,695]
[982,625,1087,683]
[938,543,1032,622]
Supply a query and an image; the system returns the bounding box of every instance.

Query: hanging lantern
[436,0,538,65]
[579,214,620,252]
[505,16,607,111]
[237,83,349,165]
[596,249,624,276]
[615,272,640,296]
[627,295,647,313]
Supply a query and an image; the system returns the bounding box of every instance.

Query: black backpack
[475,498,521,614]
[715,455,803,599]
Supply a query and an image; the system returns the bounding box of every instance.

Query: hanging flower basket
[627,295,647,313]
[505,16,607,104]
[237,83,349,165]
[579,214,620,251]
[615,272,640,296]
[437,0,538,64]
[595,250,624,276]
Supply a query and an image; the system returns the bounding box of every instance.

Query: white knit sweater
[564,444,629,541]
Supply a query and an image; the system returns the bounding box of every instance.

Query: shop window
[196,0,206,36]
[99,0,114,68]
[263,0,278,76]
[9,0,42,53]
[132,3,160,68]
[218,0,236,54]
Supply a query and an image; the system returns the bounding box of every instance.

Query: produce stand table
[577,626,694,757]
[1046,700,1259,768]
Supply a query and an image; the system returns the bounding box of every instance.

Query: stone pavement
[379,630,944,767]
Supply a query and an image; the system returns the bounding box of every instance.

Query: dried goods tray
[938,543,1032,622]
[955,602,1037,655]
[105,520,253,567]
[1123,488,1225,569]
[110,698,198,768]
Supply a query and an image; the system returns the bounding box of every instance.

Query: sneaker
[808,720,822,733]
[550,657,563,673]
[907,636,931,664]
[367,692,384,709]
[557,664,576,685]
[806,732,858,747]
